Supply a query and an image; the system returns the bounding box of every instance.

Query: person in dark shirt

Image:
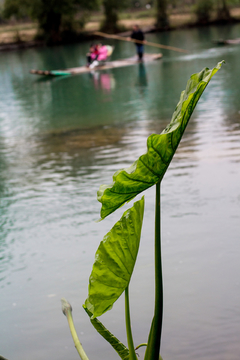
[130,25,145,61]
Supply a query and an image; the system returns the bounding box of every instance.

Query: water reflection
[89,71,116,94]
[137,62,148,87]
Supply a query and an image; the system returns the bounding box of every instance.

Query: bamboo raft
[214,38,240,45]
[30,53,162,76]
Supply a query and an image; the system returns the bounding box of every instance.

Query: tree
[3,0,31,20]
[216,0,231,20]
[194,0,213,23]
[155,0,169,29]
[3,0,99,43]
[101,0,129,33]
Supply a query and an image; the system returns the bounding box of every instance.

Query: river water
[0,24,240,360]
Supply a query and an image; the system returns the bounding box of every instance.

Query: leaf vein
[125,236,134,262]
[96,258,130,280]
[109,246,131,275]
[94,276,127,289]
[151,143,168,166]
[108,188,139,196]
[122,172,153,185]
[139,156,160,179]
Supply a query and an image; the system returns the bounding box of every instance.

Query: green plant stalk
[144,182,163,360]
[61,298,90,360]
[125,286,138,360]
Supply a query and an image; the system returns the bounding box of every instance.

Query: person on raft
[86,43,109,68]
[130,25,146,61]
[86,44,98,67]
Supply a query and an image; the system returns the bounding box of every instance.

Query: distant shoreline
[0,7,240,52]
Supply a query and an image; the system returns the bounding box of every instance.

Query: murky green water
[0,24,240,360]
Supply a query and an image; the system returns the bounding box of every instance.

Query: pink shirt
[91,50,98,60]
[97,46,108,61]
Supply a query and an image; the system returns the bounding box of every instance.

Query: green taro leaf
[98,61,224,219]
[84,197,144,318]
[83,305,129,360]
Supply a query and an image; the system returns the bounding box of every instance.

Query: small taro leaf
[83,303,129,360]
[98,61,224,219]
[84,196,144,318]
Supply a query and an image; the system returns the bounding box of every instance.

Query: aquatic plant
[61,61,224,360]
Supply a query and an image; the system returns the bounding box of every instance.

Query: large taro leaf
[98,61,224,219]
[84,197,144,319]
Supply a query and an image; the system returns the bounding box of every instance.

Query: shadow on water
[38,124,127,153]
[34,74,72,84]
[137,62,148,87]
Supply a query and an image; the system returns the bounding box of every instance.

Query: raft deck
[30,53,162,76]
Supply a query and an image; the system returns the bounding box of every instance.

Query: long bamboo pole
[93,31,188,53]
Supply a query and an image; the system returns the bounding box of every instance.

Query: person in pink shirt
[96,44,108,61]
[89,43,109,68]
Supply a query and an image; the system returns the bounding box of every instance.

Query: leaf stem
[144,182,163,360]
[135,343,147,350]
[61,298,90,360]
[125,286,138,360]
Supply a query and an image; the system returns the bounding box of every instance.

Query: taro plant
[61,61,224,360]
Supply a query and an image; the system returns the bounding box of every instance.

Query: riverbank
[0,6,240,51]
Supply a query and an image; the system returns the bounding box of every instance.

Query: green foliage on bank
[3,0,99,43]
[2,0,239,43]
